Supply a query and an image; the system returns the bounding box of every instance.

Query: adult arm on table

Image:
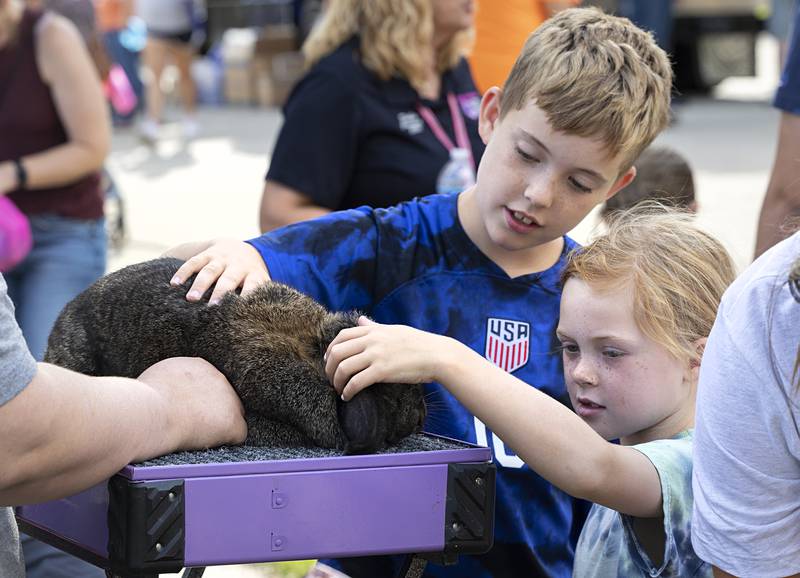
[0,13,110,194]
[0,358,247,506]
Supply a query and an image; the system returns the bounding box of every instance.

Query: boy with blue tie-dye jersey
[166,8,671,577]
[325,208,735,577]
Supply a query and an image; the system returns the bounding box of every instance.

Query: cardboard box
[253,60,274,107]
[223,62,254,105]
[254,24,298,59]
[253,50,304,108]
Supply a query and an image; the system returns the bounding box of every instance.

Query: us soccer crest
[485,318,530,373]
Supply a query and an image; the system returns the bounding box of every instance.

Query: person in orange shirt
[95,0,129,31]
[470,0,581,93]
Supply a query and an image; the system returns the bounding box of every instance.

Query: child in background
[164,8,672,576]
[325,208,736,577]
[601,145,696,224]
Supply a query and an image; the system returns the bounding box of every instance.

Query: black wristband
[13,158,27,190]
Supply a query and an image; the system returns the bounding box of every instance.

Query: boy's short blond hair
[501,7,672,171]
[561,204,735,364]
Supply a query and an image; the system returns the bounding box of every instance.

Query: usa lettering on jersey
[485,318,530,373]
[457,91,481,120]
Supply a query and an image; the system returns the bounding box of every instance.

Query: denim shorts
[4,213,106,361]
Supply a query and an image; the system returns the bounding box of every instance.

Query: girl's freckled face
[557,278,692,445]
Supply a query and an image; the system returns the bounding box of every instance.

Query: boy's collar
[445,192,575,284]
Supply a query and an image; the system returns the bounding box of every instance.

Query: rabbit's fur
[44,258,426,454]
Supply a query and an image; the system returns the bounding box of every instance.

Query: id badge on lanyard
[416,92,477,177]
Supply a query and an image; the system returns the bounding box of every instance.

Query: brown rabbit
[44,258,426,454]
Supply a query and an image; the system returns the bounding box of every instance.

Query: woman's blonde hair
[561,204,736,363]
[302,0,473,95]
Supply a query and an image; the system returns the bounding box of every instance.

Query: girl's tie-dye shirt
[573,430,710,577]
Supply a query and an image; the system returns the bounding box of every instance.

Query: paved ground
[107,36,783,578]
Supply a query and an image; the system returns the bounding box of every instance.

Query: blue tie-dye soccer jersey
[247,193,582,578]
[573,430,710,578]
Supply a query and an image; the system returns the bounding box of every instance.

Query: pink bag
[0,196,33,272]
[104,64,137,116]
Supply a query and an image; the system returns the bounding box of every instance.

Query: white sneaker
[181,117,199,140]
[139,118,159,143]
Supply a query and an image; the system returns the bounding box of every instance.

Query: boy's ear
[605,166,637,201]
[478,87,502,144]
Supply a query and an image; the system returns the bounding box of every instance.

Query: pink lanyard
[416,92,476,173]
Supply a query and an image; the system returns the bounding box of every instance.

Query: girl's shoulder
[635,429,694,453]
[632,430,694,482]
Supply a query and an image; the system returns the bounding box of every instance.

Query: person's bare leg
[755,112,800,257]
[171,43,196,114]
[170,42,198,137]
[141,37,169,139]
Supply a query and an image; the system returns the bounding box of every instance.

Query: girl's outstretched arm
[326,318,664,518]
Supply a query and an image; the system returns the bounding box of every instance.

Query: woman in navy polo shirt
[259,0,485,232]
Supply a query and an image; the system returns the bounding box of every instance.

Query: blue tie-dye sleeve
[246,208,380,312]
[246,198,445,313]
[248,208,377,312]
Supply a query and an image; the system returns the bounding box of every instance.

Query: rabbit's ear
[337,389,387,455]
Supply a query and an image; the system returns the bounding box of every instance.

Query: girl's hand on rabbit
[325,317,460,401]
[166,238,271,305]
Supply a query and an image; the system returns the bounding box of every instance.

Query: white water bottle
[436,147,476,195]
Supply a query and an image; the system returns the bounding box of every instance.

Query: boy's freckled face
[463,91,635,261]
[556,279,691,446]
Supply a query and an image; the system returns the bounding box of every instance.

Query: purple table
[17,434,495,577]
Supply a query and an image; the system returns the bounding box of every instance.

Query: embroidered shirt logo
[485,318,530,373]
[398,111,424,135]
[457,92,481,120]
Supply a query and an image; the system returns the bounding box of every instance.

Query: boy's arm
[326,319,664,519]
[0,358,247,506]
[164,238,271,305]
[166,208,385,312]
